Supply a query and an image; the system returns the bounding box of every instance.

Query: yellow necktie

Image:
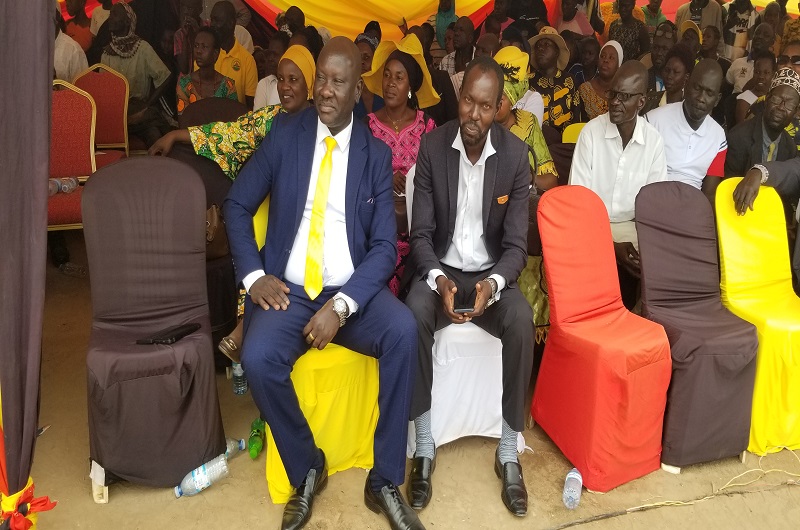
[304,136,337,299]
[767,142,776,162]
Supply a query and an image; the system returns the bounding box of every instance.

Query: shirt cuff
[242,270,266,294]
[489,274,506,293]
[334,292,359,315]
[427,269,446,291]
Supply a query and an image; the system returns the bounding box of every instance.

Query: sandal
[218,336,241,364]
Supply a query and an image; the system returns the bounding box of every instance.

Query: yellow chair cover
[265,345,379,503]
[716,178,800,455]
[253,198,379,503]
[561,123,585,144]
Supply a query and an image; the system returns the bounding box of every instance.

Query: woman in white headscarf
[578,40,622,120]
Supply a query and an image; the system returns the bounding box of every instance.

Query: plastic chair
[531,185,671,492]
[73,64,130,166]
[81,157,225,501]
[715,178,800,455]
[49,80,97,231]
[561,122,585,144]
[636,182,757,472]
[256,199,380,503]
[404,167,515,456]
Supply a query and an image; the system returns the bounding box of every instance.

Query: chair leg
[91,479,109,504]
[526,414,535,430]
[660,462,681,475]
[740,450,747,464]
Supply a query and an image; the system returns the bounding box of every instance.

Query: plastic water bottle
[232,362,247,395]
[563,468,583,509]
[225,438,245,459]
[174,454,229,498]
[248,418,266,459]
[48,179,61,196]
[59,177,79,193]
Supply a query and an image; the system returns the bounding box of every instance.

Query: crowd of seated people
[50,1,800,528]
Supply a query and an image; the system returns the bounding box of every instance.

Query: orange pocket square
[496,195,509,204]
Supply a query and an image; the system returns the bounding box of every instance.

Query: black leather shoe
[407,454,436,510]
[281,452,328,530]
[494,450,528,517]
[364,478,426,530]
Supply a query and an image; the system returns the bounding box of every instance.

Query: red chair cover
[531,185,671,492]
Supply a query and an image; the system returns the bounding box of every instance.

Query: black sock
[369,470,392,493]
[311,448,325,474]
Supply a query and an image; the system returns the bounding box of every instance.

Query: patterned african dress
[367,110,437,296]
[176,73,238,114]
[187,104,283,180]
[508,109,553,342]
[578,81,608,120]
[529,70,582,133]
[608,18,647,62]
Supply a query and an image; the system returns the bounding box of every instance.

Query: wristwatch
[752,164,769,184]
[483,277,498,308]
[332,296,350,328]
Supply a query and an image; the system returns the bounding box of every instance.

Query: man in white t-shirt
[725,22,774,93]
[571,61,667,306]
[55,12,88,82]
[647,59,727,201]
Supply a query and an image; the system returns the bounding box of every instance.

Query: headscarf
[771,67,800,97]
[280,45,316,94]
[495,46,530,106]
[355,33,379,52]
[601,40,624,67]
[104,3,142,58]
[317,27,332,45]
[387,50,424,95]
[435,4,458,49]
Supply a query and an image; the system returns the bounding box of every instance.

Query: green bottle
[248,417,266,459]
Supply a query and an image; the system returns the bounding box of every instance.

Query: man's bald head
[752,22,775,52]
[608,61,648,124]
[683,59,723,125]
[475,33,501,58]
[314,37,363,135]
[453,16,475,51]
[285,6,305,33]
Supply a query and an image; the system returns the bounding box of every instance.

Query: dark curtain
[0,0,50,503]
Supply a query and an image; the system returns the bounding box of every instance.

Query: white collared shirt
[243,117,359,312]
[427,130,507,294]
[646,102,727,189]
[54,30,87,83]
[569,113,667,222]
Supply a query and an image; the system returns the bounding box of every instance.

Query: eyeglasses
[777,55,800,65]
[766,95,799,112]
[606,90,644,103]
[654,28,675,39]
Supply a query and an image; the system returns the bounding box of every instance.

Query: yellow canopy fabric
[716,178,800,455]
[265,0,492,41]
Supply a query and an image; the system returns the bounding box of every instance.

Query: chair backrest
[715,177,793,303]
[562,122,585,144]
[82,157,208,325]
[51,80,96,179]
[538,185,624,324]
[636,181,721,309]
[177,97,249,128]
[73,64,129,154]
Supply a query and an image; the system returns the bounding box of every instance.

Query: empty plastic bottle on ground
[563,468,583,509]
[248,418,266,459]
[48,179,61,196]
[225,438,245,459]
[174,454,229,498]
[232,362,247,395]
[59,177,79,193]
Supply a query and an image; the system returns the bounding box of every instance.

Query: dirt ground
[31,232,800,529]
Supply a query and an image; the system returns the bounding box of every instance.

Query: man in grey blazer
[404,56,534,517]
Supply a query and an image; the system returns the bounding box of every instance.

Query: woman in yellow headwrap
[148,45,316,179]
[494,45,554,342]
[148,44,317,361]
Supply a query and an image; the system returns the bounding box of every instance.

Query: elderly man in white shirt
[570,60,667,304]
[54,11,88,82]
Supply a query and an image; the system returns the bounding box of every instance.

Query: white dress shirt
[569,113,667,223]
[427,130,507,295]
[54,30,88,83]
[254,75,280,111]
[646,102,727,189]
[243,117,359,312]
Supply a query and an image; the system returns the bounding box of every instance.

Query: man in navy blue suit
[223,37,424,530]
